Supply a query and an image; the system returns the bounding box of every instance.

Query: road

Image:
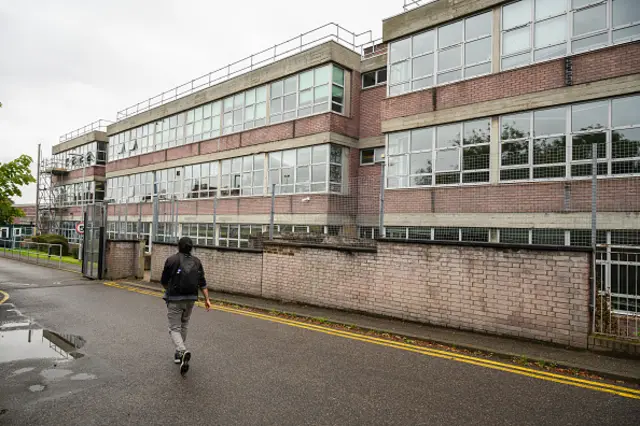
[0,257,639,426]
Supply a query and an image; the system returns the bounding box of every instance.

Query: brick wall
[150,243,263,296]
[261,241,591,347]
[105,240,144,280]
[241,122,294,146]
[360,86,386,138]
[139,151,166,167]
[167,143,199,161]
[572,42,640,85]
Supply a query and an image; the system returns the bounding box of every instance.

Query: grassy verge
[0,248,81,266]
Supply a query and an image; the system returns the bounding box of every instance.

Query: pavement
[1,256,639,425]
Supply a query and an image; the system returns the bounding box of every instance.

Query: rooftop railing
[403,0,436,12]
[115,23,376,120]
[59,119,113,143]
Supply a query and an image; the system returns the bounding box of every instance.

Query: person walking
[161,236,211,376]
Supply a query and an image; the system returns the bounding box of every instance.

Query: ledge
[263,240,378,253]
[107,239,143,244]
[378,238,592,253]
[152,241,262,254]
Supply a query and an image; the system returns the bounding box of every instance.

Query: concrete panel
[382,74,640,133]
[108,41,362,136]
[54,175,106,186]
[358,136,385,149]
[106,132,357,178]
[52,131,108,155]
[106,213,352,225]
[361,53,388,74]
[383,0,505,42]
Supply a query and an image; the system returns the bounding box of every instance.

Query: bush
[70,246,80,259]
[32,234,70,256]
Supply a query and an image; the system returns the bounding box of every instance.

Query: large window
[219,224,262,248]
[362,68,388,89]
[388,11,492,96]
[181,223,216,246]
[501,0,640,70]
[55,142,107,170]
[386,118,491,188]
[500,94,640,181]
[109,64,348,160]
[268,144,343,194]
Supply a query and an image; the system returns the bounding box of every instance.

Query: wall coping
[263,240,378,253]
[378,238,592,253]
[152,241,262,254]
[107,239,143,244]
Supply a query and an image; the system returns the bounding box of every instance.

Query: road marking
[103,281,640,400]
[0,290,9,305]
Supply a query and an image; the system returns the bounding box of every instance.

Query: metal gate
[82,203,106,279]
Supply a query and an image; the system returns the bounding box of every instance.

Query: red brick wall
[572,41,640,85]
[167,143,199,161]
[105,240,143,280]
[200,139,219,155]
[219,134,241,151]
[382,89,435,121]
[262,241,590,348]
[106,157,139,173]
[294,113,332,138]
[240,122,294,146]
[139,151,166,167]
[360,86,386,138]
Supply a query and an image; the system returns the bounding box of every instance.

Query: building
[50,0,639,311]
[1,204,36,242]
[39,121,110,244]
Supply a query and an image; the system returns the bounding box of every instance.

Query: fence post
[269,184,276,240]
[212,192,218,246]
[152,194,159,248]
[591,142,598,333]
[379,162,386,238]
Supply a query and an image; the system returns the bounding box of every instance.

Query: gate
[82,203,106,279]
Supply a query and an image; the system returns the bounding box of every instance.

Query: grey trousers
[167,301,195,352]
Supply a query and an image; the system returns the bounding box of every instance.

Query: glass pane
[532,229,565,245]
[434,228,459,241]
[503,0,531,30]
[297,147,311,165]
[412,77,433,90]
[438,46,462,71]
[389,83,411,96]
[312,164,326,183]
[362,72,376,88]
[533,165,566,178]
[361,149,375,164]
[571,162,609,176]
[412,54,434,78]
[331,86,344,105]
[296,165,310,183]
[465,38,491,65]
[536,0,566,20]
[436,149,460,172]
[234,94,244,108]
[299,89,313,106]
[533,137,566,164]
[535,15,567,48]
[410,152,433,174]
[463,119,491,145]
[271,81,283,98]
[284,77,297,94]
[329,164,341,183]
[466,12,492,39]
[612,95,640,127]
[612,128,640,159]
[284,94,296,111]
[389,132,409,155]
[312,145,328,164]
[612,159,640,174]
[572,32,608,52]
[413,30,435,56]
[502,141,529,165]
[332,67,345,85]
[503,26,531,55]
[390,61,410,84]
[315,66,330,86]
[613,0,640,27]
[465,62,492,78]
[300,70,313,90]
[463,145,490,170]
[390,38,411,62]
[572,132,607,160]
[502,52,531,69]
[437,124,461,149]
[502,112,531,139]
[613,24,640,43]
[500,228,529,244]
[282,150,296,168]
[314,85,329,104]
[330,145,342,164]
[573,4,607,37]
[438,20,463,48]
[411,127,433,151]
[437,69,462,84]
[245,89,256,105]
[500,168,529,180]
[534,107,566,136]
[534,44,567,61]
[572,100,608,132]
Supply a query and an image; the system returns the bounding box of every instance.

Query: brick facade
[105,240,144,280]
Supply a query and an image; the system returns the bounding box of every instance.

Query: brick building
[47,0,639,312]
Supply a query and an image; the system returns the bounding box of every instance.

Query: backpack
[171,254,200,296]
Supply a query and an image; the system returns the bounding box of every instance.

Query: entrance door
[82,203,106,279]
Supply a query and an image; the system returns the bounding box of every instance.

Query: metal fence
[59,119,113,143]
[0,239,65,270]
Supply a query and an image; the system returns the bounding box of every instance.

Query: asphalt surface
[0,257,639,426]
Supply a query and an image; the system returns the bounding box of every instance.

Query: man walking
[161,237,211,376]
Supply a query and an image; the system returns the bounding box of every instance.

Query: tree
[0,155,36,224]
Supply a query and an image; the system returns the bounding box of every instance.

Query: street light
[67,153,87,261]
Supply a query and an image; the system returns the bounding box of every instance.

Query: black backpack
[171,254,200,296]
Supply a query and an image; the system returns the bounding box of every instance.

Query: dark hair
[178,237,193,254]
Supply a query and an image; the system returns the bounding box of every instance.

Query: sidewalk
[120,279,640,383]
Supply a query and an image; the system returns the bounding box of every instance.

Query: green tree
[0,155,36,224]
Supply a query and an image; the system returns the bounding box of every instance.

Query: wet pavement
[0,256,639,425]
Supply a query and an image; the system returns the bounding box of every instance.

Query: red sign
[75,223,85,235]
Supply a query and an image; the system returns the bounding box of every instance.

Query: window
[331,67,345,113]
[241,155,265,196]
[268,144,341,194]
[219,224,262,248]
[499,228,530,244]
[388,11,492,96]
[182,223,216,247]
[386,118,491,188]
[362,68,388,88]
[501,0,640,70]
[360,147,385,165]
[243,87,267,130]
[184,162,219,199]
[221,157,242,197]
[500,94,640,181]
[299,66,331,117]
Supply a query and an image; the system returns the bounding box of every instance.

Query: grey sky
[0,0,404,204]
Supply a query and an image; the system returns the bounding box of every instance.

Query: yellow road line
[103,281,640,400]
[0,290,9,305]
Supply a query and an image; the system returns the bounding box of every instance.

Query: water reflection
[0,329,85,363]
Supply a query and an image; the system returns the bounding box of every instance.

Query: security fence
[0,239,66,270]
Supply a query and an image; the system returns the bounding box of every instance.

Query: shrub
[32,234,70,256]
[70,246,80,259]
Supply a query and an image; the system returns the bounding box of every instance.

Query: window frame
[361,68,388,89]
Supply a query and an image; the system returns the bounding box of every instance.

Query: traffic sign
[76,223,85,235]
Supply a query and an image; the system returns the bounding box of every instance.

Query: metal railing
[59,119,113,143]
[116,23,375,120]
[0,240,64,270]
[403,0,436,11]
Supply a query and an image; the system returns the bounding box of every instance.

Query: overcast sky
[0,0,410,204]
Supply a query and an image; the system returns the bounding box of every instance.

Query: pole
[212,192,218,246]
[35,144,41,235]
[79,157,86,261]
[379,161,386,238]
[591,142,597,332]
[269,184,276,240]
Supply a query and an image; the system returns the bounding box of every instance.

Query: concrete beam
[382,74,640,133]
[361,53,387,74]
[106,213,354,225]
[106,132,358,178]
[54,175,106,186]
[358,136,385,149]
[108,41,362,136]
[52,131,108,155]
[383,0,505,42]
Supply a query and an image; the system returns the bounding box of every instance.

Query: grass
[0,248,81,266]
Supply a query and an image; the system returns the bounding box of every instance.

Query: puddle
[40,369,73,380]
[70,373,96,381]
[11,367,35,376]
[0,329,85,363]
[29,385,45,393]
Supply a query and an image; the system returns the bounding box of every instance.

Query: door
[82,203,106,279]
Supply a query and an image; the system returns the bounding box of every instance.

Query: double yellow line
[0,290,9,305]
[103,281,640,400]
